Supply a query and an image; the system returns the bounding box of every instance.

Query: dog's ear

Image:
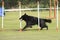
[24,13,26,15]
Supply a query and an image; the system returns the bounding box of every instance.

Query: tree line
[0,0,60,9]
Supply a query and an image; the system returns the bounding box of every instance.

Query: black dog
[19,13,52,31]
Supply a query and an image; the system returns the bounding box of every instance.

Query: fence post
[56,0,58,32]
[37,1,40,30]
[54,0,57,18]
[49,0,52,18]
[18,1,22,31]
[2,0,4,29]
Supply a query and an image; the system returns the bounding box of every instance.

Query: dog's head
[19,13,28,21]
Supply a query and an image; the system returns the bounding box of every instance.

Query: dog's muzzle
[20,19,22,21]
[19,18,22,21]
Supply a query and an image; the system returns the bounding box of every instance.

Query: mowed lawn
[0,10,60,40]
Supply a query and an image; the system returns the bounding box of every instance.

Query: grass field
[0,10,60,40]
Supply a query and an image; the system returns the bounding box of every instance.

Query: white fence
[2,1,59,31]
[5,8,60,11]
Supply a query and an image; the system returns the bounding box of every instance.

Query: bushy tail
[44,19,52,23]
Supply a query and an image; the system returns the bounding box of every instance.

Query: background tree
[4,0,60,9]
[0,0,2,7]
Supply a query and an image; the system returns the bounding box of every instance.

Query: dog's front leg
[22,25,28,31]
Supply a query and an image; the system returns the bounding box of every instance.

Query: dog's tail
[44,19,52,23]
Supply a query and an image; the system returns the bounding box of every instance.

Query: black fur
[19,13,52,31]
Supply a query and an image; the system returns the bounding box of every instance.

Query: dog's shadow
[22,29,40,31]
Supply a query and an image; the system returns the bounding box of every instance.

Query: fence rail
[5,8,60,11]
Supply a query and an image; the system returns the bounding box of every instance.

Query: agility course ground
[0,11,60,40]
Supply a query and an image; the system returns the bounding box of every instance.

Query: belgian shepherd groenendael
[19,13,52,31]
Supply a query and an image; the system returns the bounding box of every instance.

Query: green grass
[0,11,60,40]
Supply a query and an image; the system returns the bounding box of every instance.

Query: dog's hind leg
[40,27,43,30]
[45,25,48,30]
